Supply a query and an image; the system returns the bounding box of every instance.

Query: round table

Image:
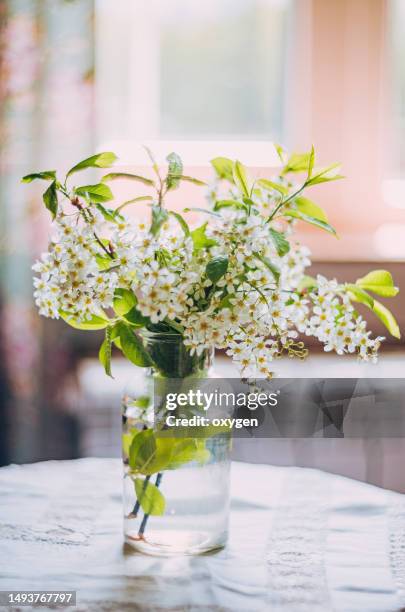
[0,459,404,611]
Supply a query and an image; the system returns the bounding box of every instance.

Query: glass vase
[122,331,231,556]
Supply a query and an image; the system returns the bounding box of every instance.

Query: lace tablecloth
[0,458,404,611]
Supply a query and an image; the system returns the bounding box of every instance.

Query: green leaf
[184,207,221,217]
[233,160,250,197]
[307,145,315,179]
[74,183,113,203]
[166,152,183,190]
[210,157,234,182]
[372,299,401,339]
[113,288,137,316]
[284,209,337,236]
[254,253,280,283]
[306,163,344,186]
[129,429,156,471]
[134,478,166,516]
[295,196,329,223]
[21,171,56,183]
[191,222,217,250]
[257,179,288,196]
[118,322,152,366]
[150,205,169,236]
[94,202,124,223]
[355,269,399,297]
[269,228,290,257]
[345,285,401,339]
[43,180,58,219]
[169,211,190,236]
[166,439,210,469]
[95,254,117,271]
[129,431,173,476]
[122,430,138,457]
[67,152,117,178]
[213,199,248,212]
[345,284,375,308]
[101,172,154,186]
[124,306,149,327]
[99,326,113,377]
[297,274,318,291]
[114,195,154,216]
[283,151,312,173]
[178,175,207,186]
[274,143,288,164]
[143,146,160,177]
[206,256,229,283]
[60,310,109,330]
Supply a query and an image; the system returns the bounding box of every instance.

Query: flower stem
[138,472,163,536]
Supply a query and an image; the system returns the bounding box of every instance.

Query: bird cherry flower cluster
[24,146,400,379]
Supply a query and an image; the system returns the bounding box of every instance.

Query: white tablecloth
[0,459,404,611]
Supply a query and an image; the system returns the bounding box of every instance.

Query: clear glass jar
[122,331,231,556]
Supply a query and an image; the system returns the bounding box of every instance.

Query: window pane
[95,0,293,143]
[158,0,292,140]
[389,0,405,175]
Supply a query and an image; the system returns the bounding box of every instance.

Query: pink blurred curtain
[0,0,95,462]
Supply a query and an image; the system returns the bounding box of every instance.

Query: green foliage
[269,228,290,257]
[284,209,337,236]
[124,306,149,327]
[214,199,248,212]
[257,179,288,196]
[95,203,123,223]
[113,196,154,218]
[129,429,211,477]
[345,284,375,308]
[294,196,329,224]
[169,211,190,236]
[166,152,183,190]
[372,299,401,339]
[150,205,169,236]
[21,171,56,183]
[95,254,117,271]
[344,272,401,339]
[113,288,138,316]
[191,223,217,251]
[122,430,138,458]
[254,253,280,283]
[283,151,313,173]
[74,183,113,203]
[297,275,318,292]
[66,152,117,178]
[355,270,399,297]
[101,172,154,186]
[184,207,220,217]
[134,478,166,516]
[233,160,250,197]
[99,326,113,377]
[210,157,234,182]
[117,322,152,366]
[206,256,229,283]
[178,175,207,186]
[60,310,110,330]
[306,163,344,186]
[43,180,58,219]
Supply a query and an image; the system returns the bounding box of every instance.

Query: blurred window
[95,0,293,143]
[388,0,405,177]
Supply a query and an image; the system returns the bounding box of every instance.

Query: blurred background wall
[0,1,404,485]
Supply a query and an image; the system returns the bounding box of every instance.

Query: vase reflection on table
[122,331,231,556]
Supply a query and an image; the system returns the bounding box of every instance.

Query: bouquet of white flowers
[24,145,400,379]
[23,145,401,554]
